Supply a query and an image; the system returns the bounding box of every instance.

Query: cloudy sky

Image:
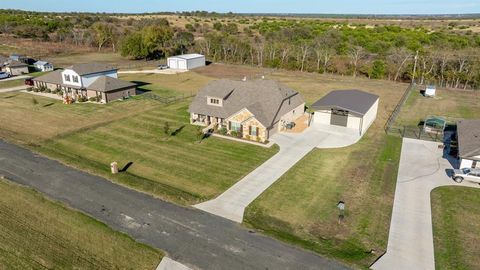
[2,0,479,14]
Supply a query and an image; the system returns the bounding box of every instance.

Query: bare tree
[348,46,366,78]
[387,48,412,82]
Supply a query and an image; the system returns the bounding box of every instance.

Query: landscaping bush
[26,87,32,92]
[88,96,100,102]
[219,127,227,135]
[230,130,238,137]
[77,96,87,103]
[245,135,250,141]
[45,89,51,93]
[32,88,39,92]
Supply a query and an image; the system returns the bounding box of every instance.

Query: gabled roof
[8,60,28,68]
[87,76,136,92]
[33,70,63,84]
[311,90,379,116]
[457,119,480,158]
[170,53,204,60]
[34,61,51,66]
[189,79,304,128]
[66,63,117,76]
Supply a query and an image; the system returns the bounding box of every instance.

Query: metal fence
[384,83,415,133]
[142,92,195,104]
[388,125,445,142]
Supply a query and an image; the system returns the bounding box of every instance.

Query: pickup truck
[452,168,480,184]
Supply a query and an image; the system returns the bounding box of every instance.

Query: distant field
[0,178,162,269]
[396,88,480,126]
[431,186,480,270]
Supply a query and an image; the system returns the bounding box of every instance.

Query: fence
[387,125,445,142]
[384,83,415,133]
[142,92,195,104]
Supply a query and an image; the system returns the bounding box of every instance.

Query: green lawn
[245,135,402,268]
[36,100,278,204]
[396,88,480,126]
[0,79,23,89]
[0,178,162,269]
[431,186,480,270]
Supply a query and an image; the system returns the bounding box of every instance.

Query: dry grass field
[0,178,162,269]
[431,186,480,270]
[396,88,480,126]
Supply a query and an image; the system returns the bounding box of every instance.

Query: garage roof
[311,90,379,116]
[169,54,204,60]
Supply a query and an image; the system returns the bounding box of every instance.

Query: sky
[1,0,479,15]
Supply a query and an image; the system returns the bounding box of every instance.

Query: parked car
[452,168,480,184]
[157,64,169,70]
[0,72,11,80]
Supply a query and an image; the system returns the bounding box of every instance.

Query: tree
[92,22,114,51]
[120,25,174,59]
[387,47,412,81]
[348,46,366,78]
[370,60,386,79]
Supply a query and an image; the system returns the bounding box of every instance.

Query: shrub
[219,127,227,135]
[89,96,99,102]
[26,87,32,92]
[230,131,238,137]
[32,88,39,92]
[77,96,87,103]
[45,88,51,93]
[256,136,261,143]
[245,135,250,141]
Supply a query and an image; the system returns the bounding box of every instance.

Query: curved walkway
[194,124,361,223]
[372,138,479,270]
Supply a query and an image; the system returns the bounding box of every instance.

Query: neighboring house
[311,90,379,136]
[6,60,29,76]
[9,54,27,63]
[168,54,205,70]
[189,79,305,142]
[457,119,480,169]
[0,56,9,72]
[34,61,54,72]
[33,63,136,103]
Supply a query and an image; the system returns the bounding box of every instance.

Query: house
[456,119,480,169]
[0,56,9,72]
[168,54,205,70]
[311,90,379,136]
[9,54,27,63]
[6,60,29,76]
[189,79,305,142]
[32,62,136,103]
[34,61,54,72]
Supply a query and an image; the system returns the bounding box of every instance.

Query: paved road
[0,140,350,270]
[372,138,479,270]
[195,123,361,222]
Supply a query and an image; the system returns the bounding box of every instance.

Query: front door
[330,109,349,127]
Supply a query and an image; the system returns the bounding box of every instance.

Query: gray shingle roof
[189,79,304,128]
[87,76,136,92]
[33,70,63,84]
[67,63,117,76]
[311,89,379,116]
[8,60,28,68]
[457,119,480,158]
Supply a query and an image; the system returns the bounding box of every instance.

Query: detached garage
[311,90,379,135]
[167,54,205,70]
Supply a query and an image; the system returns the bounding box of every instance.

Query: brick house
[189,79,305,142]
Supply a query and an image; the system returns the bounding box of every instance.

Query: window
[72,76,79,83]
[250,126,257,136]
[210,98,219,104]
[64,74,70,82]
[230,122,241,132]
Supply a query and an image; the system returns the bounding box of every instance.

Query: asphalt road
[0,140,351,270]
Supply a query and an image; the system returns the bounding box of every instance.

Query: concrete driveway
[371,138,479,270]
[194,124,361,223]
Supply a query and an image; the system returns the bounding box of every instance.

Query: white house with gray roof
[33,63,136,103]
[34,61,54,72]
[311,90,379,136]
[189,79,305,142]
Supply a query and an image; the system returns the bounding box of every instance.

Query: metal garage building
[311,90,379,135]
[167,54,205,70]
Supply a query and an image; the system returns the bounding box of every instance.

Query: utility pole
[412,50,419,84]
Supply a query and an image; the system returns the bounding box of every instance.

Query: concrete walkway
[371,138,479,270]
[194,124,361,222]
[157,257,193,270]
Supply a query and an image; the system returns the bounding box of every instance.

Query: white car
[0,72,10,80]
[452,168,480,184]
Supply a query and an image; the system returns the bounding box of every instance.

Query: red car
[25,78,34,86]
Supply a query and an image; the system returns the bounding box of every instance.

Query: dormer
[207,96,223,107]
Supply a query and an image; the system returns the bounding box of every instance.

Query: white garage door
[178,60,187,70]
[168,59,178,69]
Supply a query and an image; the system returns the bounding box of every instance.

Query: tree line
[0,10,479,89]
